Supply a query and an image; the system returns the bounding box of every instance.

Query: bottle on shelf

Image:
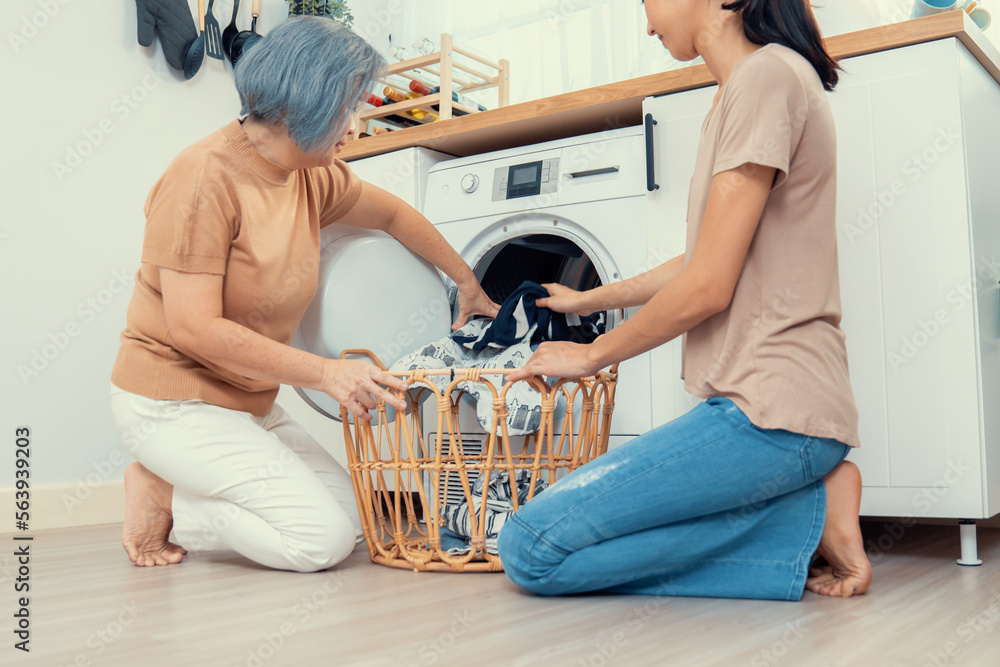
[364,93,419,129]
[405,93,437,121]
[383,86,407,103]
[409,80,488,113]
[381,87,437,122]
[382,86,438,122]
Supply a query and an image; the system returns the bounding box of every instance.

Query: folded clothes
[435,469,548,556]
[451,281,604,351]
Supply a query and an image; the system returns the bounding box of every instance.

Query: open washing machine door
[293,233,453,420]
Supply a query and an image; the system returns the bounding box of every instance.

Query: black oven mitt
[135,0,198,72]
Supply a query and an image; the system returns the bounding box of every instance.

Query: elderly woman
[110,17,499,572]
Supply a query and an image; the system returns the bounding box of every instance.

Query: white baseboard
[0,481,124,532]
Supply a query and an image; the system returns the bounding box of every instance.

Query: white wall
[0,0,392,528]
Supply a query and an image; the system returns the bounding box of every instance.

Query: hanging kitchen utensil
[204,0,224,60]
[222,0,240,57]
[134,0,198,73]
[229,0,262,67]
[183,0,206,79]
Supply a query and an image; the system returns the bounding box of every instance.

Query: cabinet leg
[957,520,983,566]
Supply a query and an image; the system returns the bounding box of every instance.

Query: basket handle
[340,349,388,371]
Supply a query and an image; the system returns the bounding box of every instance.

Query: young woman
[110,17,499,572]
[498,0,872,599]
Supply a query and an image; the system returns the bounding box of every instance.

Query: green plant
[287,0,354,27]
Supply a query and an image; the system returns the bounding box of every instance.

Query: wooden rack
[355,33,509,138]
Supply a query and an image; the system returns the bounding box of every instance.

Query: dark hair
[721,0,841,90]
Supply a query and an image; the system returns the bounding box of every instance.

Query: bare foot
[122,462,187,567]
[805,460,872,597]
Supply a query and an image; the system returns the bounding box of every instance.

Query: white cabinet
[643,85,717,429]
[643,38,1000,543]
[828,39,1000,524]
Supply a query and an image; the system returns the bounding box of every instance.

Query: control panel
[492,158,559,202]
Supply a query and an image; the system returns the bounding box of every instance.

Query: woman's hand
[452,281,501,330]
[535,283,594,317]
[506,340,602,383]
[320,359,409,421]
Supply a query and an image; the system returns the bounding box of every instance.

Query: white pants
[110,384,362,572]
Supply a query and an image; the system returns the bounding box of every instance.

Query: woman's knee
[497,516,567,596]
[283,515,357,573]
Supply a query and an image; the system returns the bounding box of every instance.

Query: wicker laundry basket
[340,350,618,573]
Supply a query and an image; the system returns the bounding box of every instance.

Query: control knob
[461,173,480,193]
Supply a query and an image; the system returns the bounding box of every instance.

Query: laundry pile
[389,281,604,436]
[434,469,548,555]
[451,281,604,351]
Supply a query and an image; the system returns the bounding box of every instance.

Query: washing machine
[293,127,693,457]
[422,126,683,449]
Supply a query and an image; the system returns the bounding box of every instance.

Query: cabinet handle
[644,113,660,192]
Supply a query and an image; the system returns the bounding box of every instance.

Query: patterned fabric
[389,281,604,436]
[437,470,548,555]
[451,281,604,351]
[390,320,547,435]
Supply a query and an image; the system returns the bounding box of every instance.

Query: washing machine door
[293,234,453,420]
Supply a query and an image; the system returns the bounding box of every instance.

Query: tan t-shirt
[111,119,362,416]
[682,43,860,447]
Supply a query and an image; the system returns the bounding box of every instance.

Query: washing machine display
[492,158,559,201]
[508,160,541,197]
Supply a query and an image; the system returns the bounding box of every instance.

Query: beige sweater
[111,119,362,416]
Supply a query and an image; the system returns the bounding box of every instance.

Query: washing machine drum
[294,234,453,419]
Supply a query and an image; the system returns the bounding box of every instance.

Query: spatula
[204,0,224,60]
[222,0,240,57]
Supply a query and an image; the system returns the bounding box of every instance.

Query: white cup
[964,1,992,29]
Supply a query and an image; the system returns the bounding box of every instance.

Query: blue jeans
[496,397,851,600]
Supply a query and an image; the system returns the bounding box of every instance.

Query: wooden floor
[5,522,1000,666]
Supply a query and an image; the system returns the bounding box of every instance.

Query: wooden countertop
[341,10,1000,162]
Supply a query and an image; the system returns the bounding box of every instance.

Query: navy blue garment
[452,281,604,351]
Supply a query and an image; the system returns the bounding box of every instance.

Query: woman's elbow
[167,319,219,358]
[167,326,198,356]
[705,287,734,318]
[686,280,732,320]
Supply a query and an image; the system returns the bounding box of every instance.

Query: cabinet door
[834,39,983,517]
[828,78,892,488]
[643,88,717,427]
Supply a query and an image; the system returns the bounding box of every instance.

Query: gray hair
[234,16,386,153]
